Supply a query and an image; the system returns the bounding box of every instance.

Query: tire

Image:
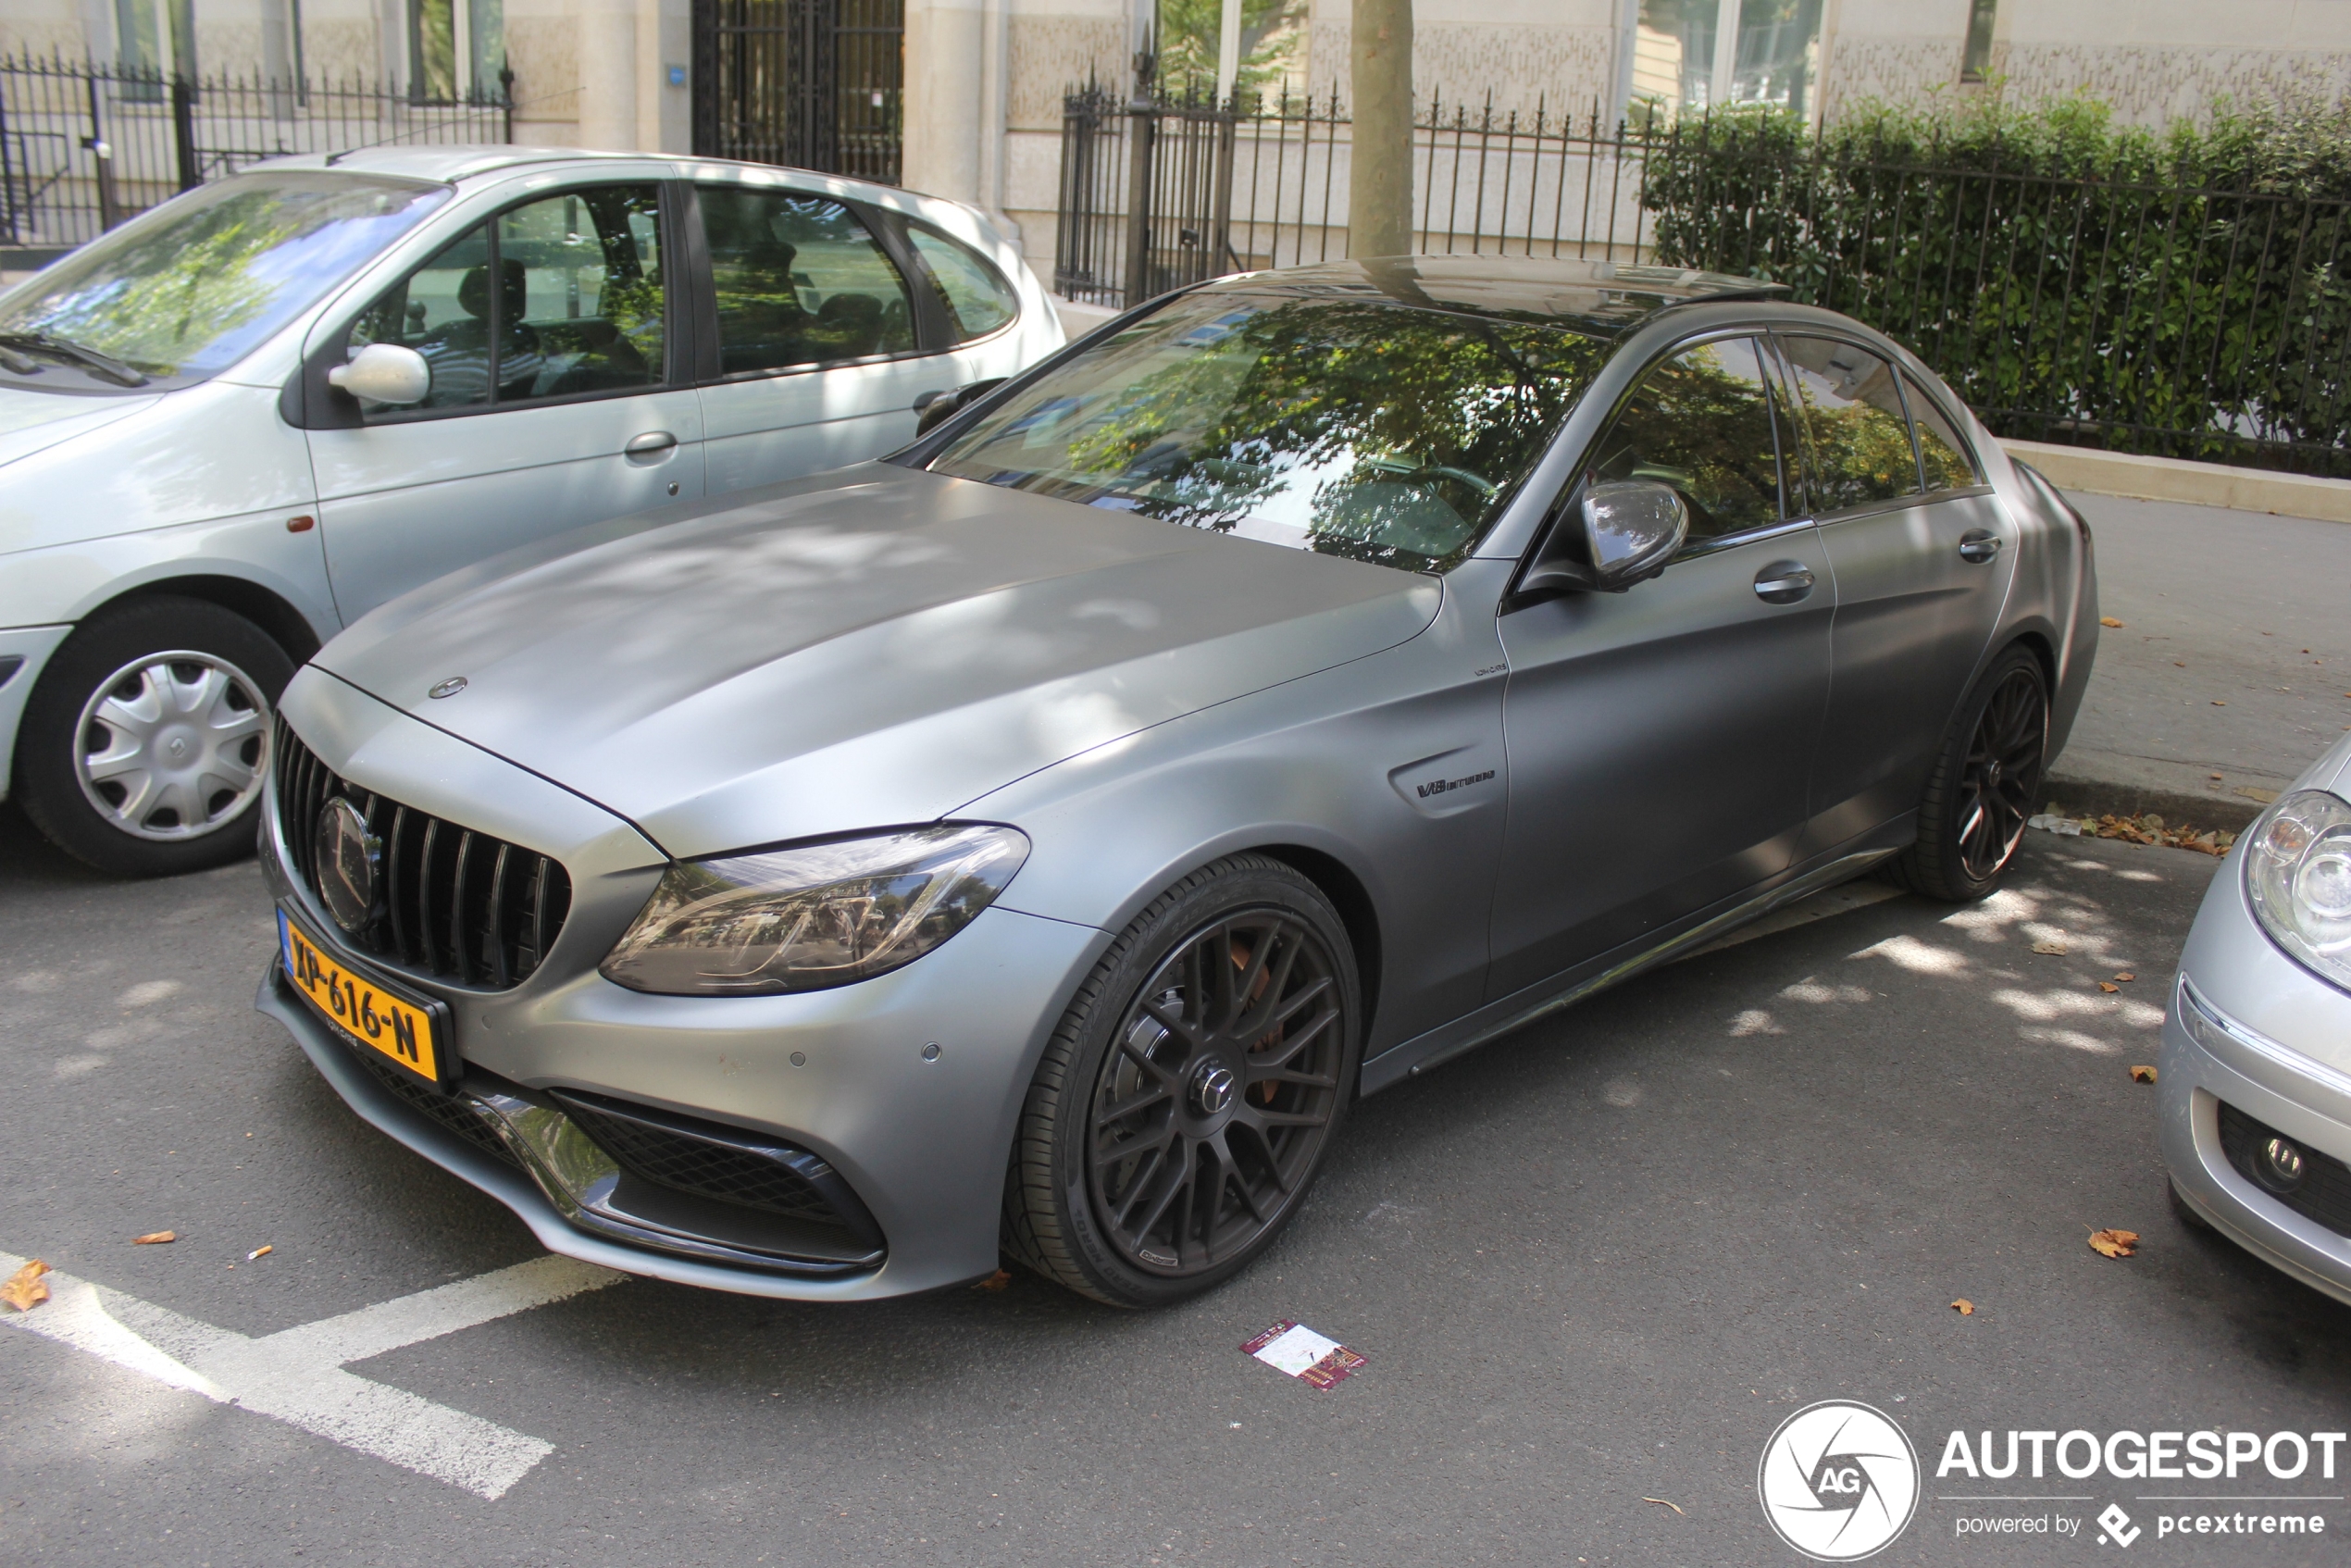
[1884,644,2048,903]
[1003,854,1362,1308]
[14,596,293,877]
[2169,1176,2215,1232]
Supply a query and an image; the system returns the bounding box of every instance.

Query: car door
[1774,333,2019,854]
[690,182,945,494]
[306,180,704,623]
[1487,333,1835,1001]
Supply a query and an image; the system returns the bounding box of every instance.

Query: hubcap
[1954,666,2046,881]
[1088,908,1349,1276]
[71,650,271,842]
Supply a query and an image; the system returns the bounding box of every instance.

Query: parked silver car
[0,147,1060,876]
[256,257,2099,1306]
[2163,728,2351,1306]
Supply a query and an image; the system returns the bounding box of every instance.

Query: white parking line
[0,1249,623,1499]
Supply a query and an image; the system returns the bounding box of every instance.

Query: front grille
[550,1089,881,1245]
[275,724,571,989]
[2219,1101,2351,1239]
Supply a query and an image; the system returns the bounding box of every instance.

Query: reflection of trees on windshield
[936,295,1608,572]
[1,176,446,381]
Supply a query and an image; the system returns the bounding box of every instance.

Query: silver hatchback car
[0,146,1059,877]
[256,257,2099,1307]
[2163,728,2351,1307]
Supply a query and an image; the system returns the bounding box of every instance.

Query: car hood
[317,465,1443,859]
[0,383,160,471]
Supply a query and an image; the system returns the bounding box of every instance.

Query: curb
[2034,773,2267,833]
[2002,439,2351,526]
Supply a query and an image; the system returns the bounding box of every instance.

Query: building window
[1629,0,1825,124]
[409,0,504,103]
[1959,0,1997,83]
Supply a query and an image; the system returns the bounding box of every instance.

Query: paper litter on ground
[1240,1320,1366,1389]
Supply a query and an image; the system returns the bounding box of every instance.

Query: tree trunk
[1348,0,1412,257]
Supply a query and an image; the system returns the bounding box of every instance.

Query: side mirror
[1518,479,1690,597]
[328,342,430,406]
[914,377,1004,437]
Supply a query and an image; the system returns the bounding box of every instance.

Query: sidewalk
[2042,492,2351,828]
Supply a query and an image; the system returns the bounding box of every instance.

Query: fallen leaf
[246,1245,272,1261]
[2174,660,2187,666]
[2113,972,2135,982]
[131,1231,176,1245]
[2209,773,2223,780]
[1,1259,51,1312]
[974,1269,1011,1292]
[2098,981,2121,993]
[2088,1227,2140,1258]
[1951,1299,1974,1315]
[1641,1498,1686,1515]
[2032,940,2067,955]
[2130,1064,2158,1084]
[2099,616,2124,628]
[2212,700,2227,706]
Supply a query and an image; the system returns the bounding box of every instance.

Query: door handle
[623,430,678,458]
[1752,561,1816,604]
[1959,529,2002,564]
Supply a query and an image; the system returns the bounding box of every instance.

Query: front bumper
[2158,846,2351,1309]
[256,669,1108,1300]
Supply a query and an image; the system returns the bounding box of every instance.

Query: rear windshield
[927,291,1608,571]
[0,170,449,392]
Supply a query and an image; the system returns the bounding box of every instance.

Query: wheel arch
[86,574,325,666]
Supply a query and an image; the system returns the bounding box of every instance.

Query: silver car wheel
[71,649,272,841]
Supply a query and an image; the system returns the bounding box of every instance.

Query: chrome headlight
[601,825,1030,996]
[2245,790,2351,992]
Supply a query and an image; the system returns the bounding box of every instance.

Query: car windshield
[927,291,1609,571]
[0,170,450,392]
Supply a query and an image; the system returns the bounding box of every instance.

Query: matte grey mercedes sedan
[255,256,2099,1307]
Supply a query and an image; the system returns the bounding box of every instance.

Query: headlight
[2245,790,2351,992]
[601,824,1030,996]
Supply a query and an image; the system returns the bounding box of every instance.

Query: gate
[690,0,902,184]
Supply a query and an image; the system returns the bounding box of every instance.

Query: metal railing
[0,55,514,250]
[1056,84,2351,477]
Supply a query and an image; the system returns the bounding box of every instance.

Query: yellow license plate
[279,912,446,1086]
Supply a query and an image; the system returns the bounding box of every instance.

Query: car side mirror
[328,342,430,406]
[1518,479,1690,597]
[914,378,1005,436]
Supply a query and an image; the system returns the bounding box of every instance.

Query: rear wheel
[15,597,292,877]
[1885,645,2047,903]
[1003,854,1361,1307]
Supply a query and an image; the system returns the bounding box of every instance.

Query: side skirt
[1360,815,1914,1095]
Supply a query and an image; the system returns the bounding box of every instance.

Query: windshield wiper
[0,342,39,375]
[0,331,149,387]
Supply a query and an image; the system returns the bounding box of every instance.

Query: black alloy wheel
[1887,644,2048,902]
[1004,854,1361,1307]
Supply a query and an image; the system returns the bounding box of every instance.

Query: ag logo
[1757,1400,1921,1561]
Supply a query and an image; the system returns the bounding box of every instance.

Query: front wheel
[14,597,292,877]
[1003,854,1362,1308]
[1885,644,2048,903]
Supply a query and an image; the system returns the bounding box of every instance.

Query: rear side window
[698,187,914,374]
[1585,336,1787,542]
[908,221,1019,342]
[1779,335,1920,513]
[1903,372,1982,491]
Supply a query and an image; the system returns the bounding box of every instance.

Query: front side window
[347,182,665,415]
[1778,334,1920,514]
[699,187,914,374]
[927,291,1610,573]
[1903,372,1982,492]
[1583,335,1785,543]
[0,171,448,392]
[908,221,1018,342]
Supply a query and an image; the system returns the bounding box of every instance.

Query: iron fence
[0,55,514,250]
[690,0,902,184]
[1056,86,2351,477]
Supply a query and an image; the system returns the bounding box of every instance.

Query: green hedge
[1636,95,2351,476]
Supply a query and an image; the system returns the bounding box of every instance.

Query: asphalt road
[2,809,2345,1567]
